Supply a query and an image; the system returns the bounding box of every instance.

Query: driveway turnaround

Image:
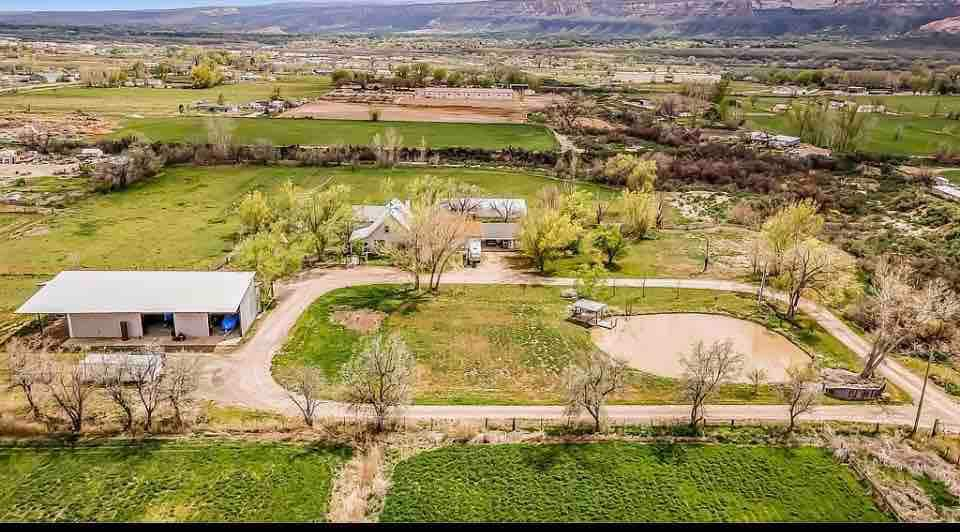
[197,264,960,431]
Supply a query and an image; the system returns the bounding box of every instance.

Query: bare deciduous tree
[562,350,628,432]
[421,207,471,292]
[45,361,94,433]
[546,92,595,132]
[778,240,837,319]
[96,357,137,433]
[130,353,165,431]
[747,367,768,397]
[340,333,416,431]
[780,364,820,433]
[165,356,201,429]
[281,366,327,428]
[6,339,51,422]
[857,259,957,380]
[492,199,523,222]
[679,340,744,429]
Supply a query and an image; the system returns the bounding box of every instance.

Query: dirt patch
[0,111,115,143]
[331,309,387,333]
[592,313,811,383]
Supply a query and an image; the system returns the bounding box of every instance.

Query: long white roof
[16,271,255,314]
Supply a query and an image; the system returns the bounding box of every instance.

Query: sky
[1,0,451,11]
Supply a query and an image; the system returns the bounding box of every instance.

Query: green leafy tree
[519,209,579,272]
[233,229,306,302]
[300,184,354,259]
[602,154,657,191]
[237,190,273,235]
[619,190,656,238]
[593,224,628,268]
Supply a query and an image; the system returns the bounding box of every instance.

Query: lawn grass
[747,113,960,157]
[0,441,349,522]
[379,442,890,522]
[0,77,330,118]
[942,170,960,186]
[109,116,558,151]
[897,355,960,398]
[276,284,872,405]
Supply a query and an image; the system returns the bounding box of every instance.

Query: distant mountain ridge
[2,0,959,37]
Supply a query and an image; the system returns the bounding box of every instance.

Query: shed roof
[16,271,255,314]
[573,299,607,313]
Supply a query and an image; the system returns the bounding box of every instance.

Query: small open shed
[79,352,165,384]
[569,299,616,329]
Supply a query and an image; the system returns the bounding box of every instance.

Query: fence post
[730,419,735,428]
[484,417,488,430]
[512,418,516,432]
[540,417,543,432]
[932,419,940,437]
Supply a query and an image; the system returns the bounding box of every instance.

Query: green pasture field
[0,441,348,522]
[379,443,890,522]
[110,117,558,151]
[0,77,330,118]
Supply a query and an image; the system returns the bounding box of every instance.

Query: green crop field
[110,117,558,151]
[276,284,872,405]
[0,441,349,522]
[379,443,890,522]
[0,77,330,118]
[747,113,960,157]
[943,170,960,186]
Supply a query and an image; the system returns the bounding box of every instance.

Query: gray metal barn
[16,271,259,340]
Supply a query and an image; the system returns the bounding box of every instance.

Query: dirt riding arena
[592,313,811,383]
[282,94,563,124]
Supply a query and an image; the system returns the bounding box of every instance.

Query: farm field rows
[0,77,331,118]
[110,117,558,151]
[275,284,882,405]
[0,442,349,522]
[379,443,890,522]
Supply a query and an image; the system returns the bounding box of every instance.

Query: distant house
[749,131,800,149]
[846,86,869,95]
[31,71,61,84]
[857,104,886,114]
[16,270,260,340]
[146,78,164,88]
[0,149,16,164]
[771,103,791,114]
[78,148,104,159]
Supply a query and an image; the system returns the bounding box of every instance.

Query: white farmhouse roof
[16,271,255,314]
[350,199,411,241]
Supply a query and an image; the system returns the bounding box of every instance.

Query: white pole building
[16,271,259,339]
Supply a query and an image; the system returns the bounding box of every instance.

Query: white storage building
[16,271,259,339]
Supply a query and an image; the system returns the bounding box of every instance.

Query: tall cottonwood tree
[679,340,744,429]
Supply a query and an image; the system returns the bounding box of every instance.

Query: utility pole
[912,349,935,437]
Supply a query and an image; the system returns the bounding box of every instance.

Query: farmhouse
[78,148,104,159]
[0,149,16,164]
[350,198,412,251]
[16,270,259,340]
[350,197,525,252]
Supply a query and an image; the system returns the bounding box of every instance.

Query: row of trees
[785,101,871,153]
[331,62,541,91]
[7,341,199,433]
[741,64,960,95]
[234,179,355,301]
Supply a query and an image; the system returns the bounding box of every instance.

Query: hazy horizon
[0,0,465,12]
